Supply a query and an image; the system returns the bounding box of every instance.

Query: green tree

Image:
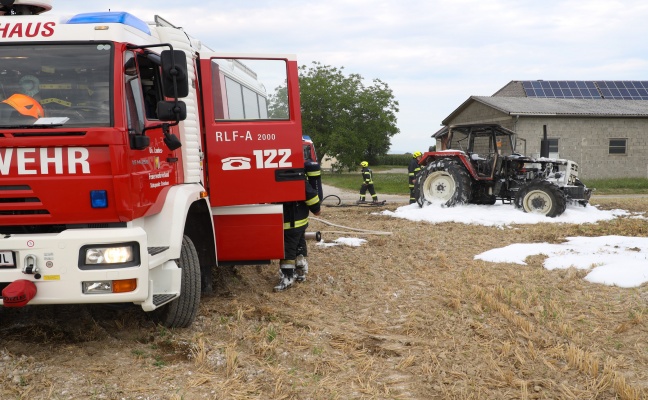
[269,62,399,170]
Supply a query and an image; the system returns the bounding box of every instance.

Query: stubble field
[1,196,647,399]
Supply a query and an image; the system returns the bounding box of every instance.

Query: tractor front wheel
[515,180,566,217]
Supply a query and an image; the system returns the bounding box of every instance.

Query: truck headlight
[79,242,140,269]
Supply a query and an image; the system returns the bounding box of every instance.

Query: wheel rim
[422,171,456,203]
[522,189,553,214]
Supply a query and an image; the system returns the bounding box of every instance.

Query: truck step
[153,293,178,307]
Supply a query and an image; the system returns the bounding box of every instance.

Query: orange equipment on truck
[0,1,308,327]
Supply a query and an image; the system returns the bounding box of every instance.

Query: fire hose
[308,216,392,240]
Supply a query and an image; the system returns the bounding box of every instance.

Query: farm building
[438,81,648,179]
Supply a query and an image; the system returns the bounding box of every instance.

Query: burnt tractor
[415,124,592,217]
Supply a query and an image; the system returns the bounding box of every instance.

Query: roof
[493,80,648,100]
[442,96,648,125]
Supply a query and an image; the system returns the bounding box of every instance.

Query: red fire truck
[0,1,307,327]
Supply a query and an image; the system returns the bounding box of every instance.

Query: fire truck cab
[0,1,306,327]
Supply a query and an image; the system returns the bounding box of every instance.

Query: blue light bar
[67,12,151,35]
[90,190,108,209]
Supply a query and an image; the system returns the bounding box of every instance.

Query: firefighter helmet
[360,161,369,167]
[413,151,422,158]
[2,94,44,119]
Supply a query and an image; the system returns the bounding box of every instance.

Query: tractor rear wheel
[417,159,472,207]
[515,180,567,217]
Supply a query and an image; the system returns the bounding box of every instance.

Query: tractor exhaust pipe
[540,125,550,158]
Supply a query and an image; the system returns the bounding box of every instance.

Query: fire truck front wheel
[152,235,201,328]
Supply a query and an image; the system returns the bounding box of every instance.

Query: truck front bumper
[0,227,175,309]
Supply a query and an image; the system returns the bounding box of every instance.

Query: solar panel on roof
[520,81,648,100]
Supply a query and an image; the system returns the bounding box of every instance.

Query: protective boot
[295,255,309,282]
[274,261,295,292]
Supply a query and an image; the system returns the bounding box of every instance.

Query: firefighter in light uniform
[358,161,378,203]
[275,179,321,292]
[408,151,423,204]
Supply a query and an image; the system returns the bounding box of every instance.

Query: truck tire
[515,180,567,217]
[417,159,472,207]
[153,235,201,328]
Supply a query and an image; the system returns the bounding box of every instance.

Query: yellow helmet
[413,151,422,158]
[360,161,369,167]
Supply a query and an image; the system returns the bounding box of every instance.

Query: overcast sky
[51,1,648,153]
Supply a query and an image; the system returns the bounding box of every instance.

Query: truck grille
[0,185,49,216]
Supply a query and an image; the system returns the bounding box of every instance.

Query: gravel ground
[321,183,409,205]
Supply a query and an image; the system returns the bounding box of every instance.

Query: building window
[609,138,627,155]
[548,138,559,158]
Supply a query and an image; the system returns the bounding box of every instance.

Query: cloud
[50,0,648,152]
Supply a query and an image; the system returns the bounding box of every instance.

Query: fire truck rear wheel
[153,235,201,328]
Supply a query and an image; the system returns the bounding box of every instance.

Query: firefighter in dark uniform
[275,179,321,292]
[358,161,378,203]
[408,151,423,204]
[295,159,323,277]
[305,159,323,201]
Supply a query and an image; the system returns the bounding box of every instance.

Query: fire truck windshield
[0,43,111,127]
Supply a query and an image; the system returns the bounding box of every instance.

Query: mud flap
[139,260,181,312]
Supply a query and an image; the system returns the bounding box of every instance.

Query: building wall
[446,101,513,127]
[514,117,648,180]
[444,100,648,179]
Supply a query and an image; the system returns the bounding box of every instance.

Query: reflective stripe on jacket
[283,179,321,230]
[361,167,373,184]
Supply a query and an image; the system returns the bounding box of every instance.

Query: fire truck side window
[124,52,144,134]
[212,58,288,120]
[123,51,164,135]
[136,53,163,120]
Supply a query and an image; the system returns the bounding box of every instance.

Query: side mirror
[130,134,150,150]
[157,100,187,121]
[161,50,189,98]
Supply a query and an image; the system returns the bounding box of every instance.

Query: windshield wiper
[0,124,64,129]
[0,117,70,129]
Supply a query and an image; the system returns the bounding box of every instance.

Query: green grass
[582,178,648,195]
[322,172,648,196]
[583,178,648,194]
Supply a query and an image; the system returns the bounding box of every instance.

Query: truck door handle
[275,168,305,182]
